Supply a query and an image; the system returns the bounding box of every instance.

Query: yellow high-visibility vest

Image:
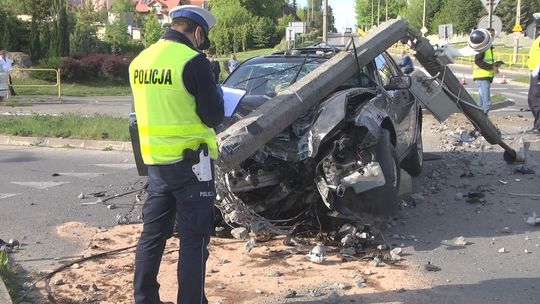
[473,48,495,79]
[527,36,540,71]
[129,40,218,165]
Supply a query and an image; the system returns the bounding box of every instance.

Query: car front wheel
[402,118,423,177]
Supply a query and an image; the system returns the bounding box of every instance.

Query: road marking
[11,181,70,189]
[94,164,136,170]
[56,172,107,179]
[0,193,19,200]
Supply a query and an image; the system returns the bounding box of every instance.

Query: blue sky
[297,0,356,33]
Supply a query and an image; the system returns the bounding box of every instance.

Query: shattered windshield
[224,58,325,97]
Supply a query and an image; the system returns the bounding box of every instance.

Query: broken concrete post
[217,19,409,171]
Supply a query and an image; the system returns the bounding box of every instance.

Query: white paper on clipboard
[222,86,246,117]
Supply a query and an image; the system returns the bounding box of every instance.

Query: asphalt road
[446,64,531,111]
[0,145,143,272]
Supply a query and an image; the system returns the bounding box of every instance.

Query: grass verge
[0,249,22,299]
[513,75,530,84]
[471,93,507,103]
[0,114,130,141]
[11,78,131,96]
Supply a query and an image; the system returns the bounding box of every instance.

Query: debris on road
[230,227,248,240]
[526,212,540,226]
[284,289,297,298]
[390,247,403,261]
[514,165,535,175]
[307,243,326,264]
[244,237,256,252]
[115,213,129,225]
[498,248,507,253]
[424,261,441,272]
[0,238,20,252]
[454,236,469,246]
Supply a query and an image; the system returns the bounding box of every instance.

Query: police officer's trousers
[528,75,540,131]
[134,160,215,304]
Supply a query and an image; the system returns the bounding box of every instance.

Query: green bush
[31,57,61,82]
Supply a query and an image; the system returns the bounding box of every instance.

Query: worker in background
[399,50,414,75]
[129,5,224,304]
[228,53,238,73]
[210,54,221,83]
[473,28,498,115]
[0,50,15,98]
[526,13,540,135]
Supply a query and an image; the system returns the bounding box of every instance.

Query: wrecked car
[216,47,423,222]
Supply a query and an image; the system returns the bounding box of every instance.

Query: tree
[111,0,135,13]
[431,0,483,34]
[70,5,101,55]
[495,0,540,33]
[238,0,282,18]
[105,0,132,53]
[356,0,408,30]
[400,0,444,34]
[210,0,252,53]
[144,12,163,47]
[56,0,70,56]
[252,17,276,48]
[2,16,14,50]
[30,17,41,61]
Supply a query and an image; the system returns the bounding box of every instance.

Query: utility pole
[311,0,314,29]
[421,0,427,36]
[385,0,388,21]
[371,0,374,28]
[488,0,493,29]
[323,0,327,42]
[513,0,521,63]
[377,0,380,26]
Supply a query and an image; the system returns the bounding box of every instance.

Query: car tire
[402,116,423,177]
[345,128,400,217]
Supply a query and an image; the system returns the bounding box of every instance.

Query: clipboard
[222,86,247,117]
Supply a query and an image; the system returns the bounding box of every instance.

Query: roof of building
[135,0,206,13]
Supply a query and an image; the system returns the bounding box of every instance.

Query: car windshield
[224,58,325,97]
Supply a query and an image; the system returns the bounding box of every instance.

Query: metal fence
[388,44,529,70]
[7,68,62,99]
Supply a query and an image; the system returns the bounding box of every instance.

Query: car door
[373,53,416,158]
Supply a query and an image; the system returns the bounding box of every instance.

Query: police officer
[526,13,540,135]
[129,5,224,304]
[473,28,497,115]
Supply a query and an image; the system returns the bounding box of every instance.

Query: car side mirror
[385,75,411,90]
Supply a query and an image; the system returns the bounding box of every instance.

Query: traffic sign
[478,15,502,36]
[420,26,428,36]
[513,24,523,32]
[438,24,453,40]
[482,0,501,12]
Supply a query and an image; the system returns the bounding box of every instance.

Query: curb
[0,276,12,304]
[0,135,133,152]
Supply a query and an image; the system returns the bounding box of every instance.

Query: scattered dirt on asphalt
[38,225,430,304]
[27,113,539,303]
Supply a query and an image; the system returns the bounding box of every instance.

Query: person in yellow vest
[129,5,224,304]
[526,13,540,135]
[472,28,498,115]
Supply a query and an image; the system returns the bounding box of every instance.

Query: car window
[224,60,323,97]
[374,54,398,87]
[340,64,376,89]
